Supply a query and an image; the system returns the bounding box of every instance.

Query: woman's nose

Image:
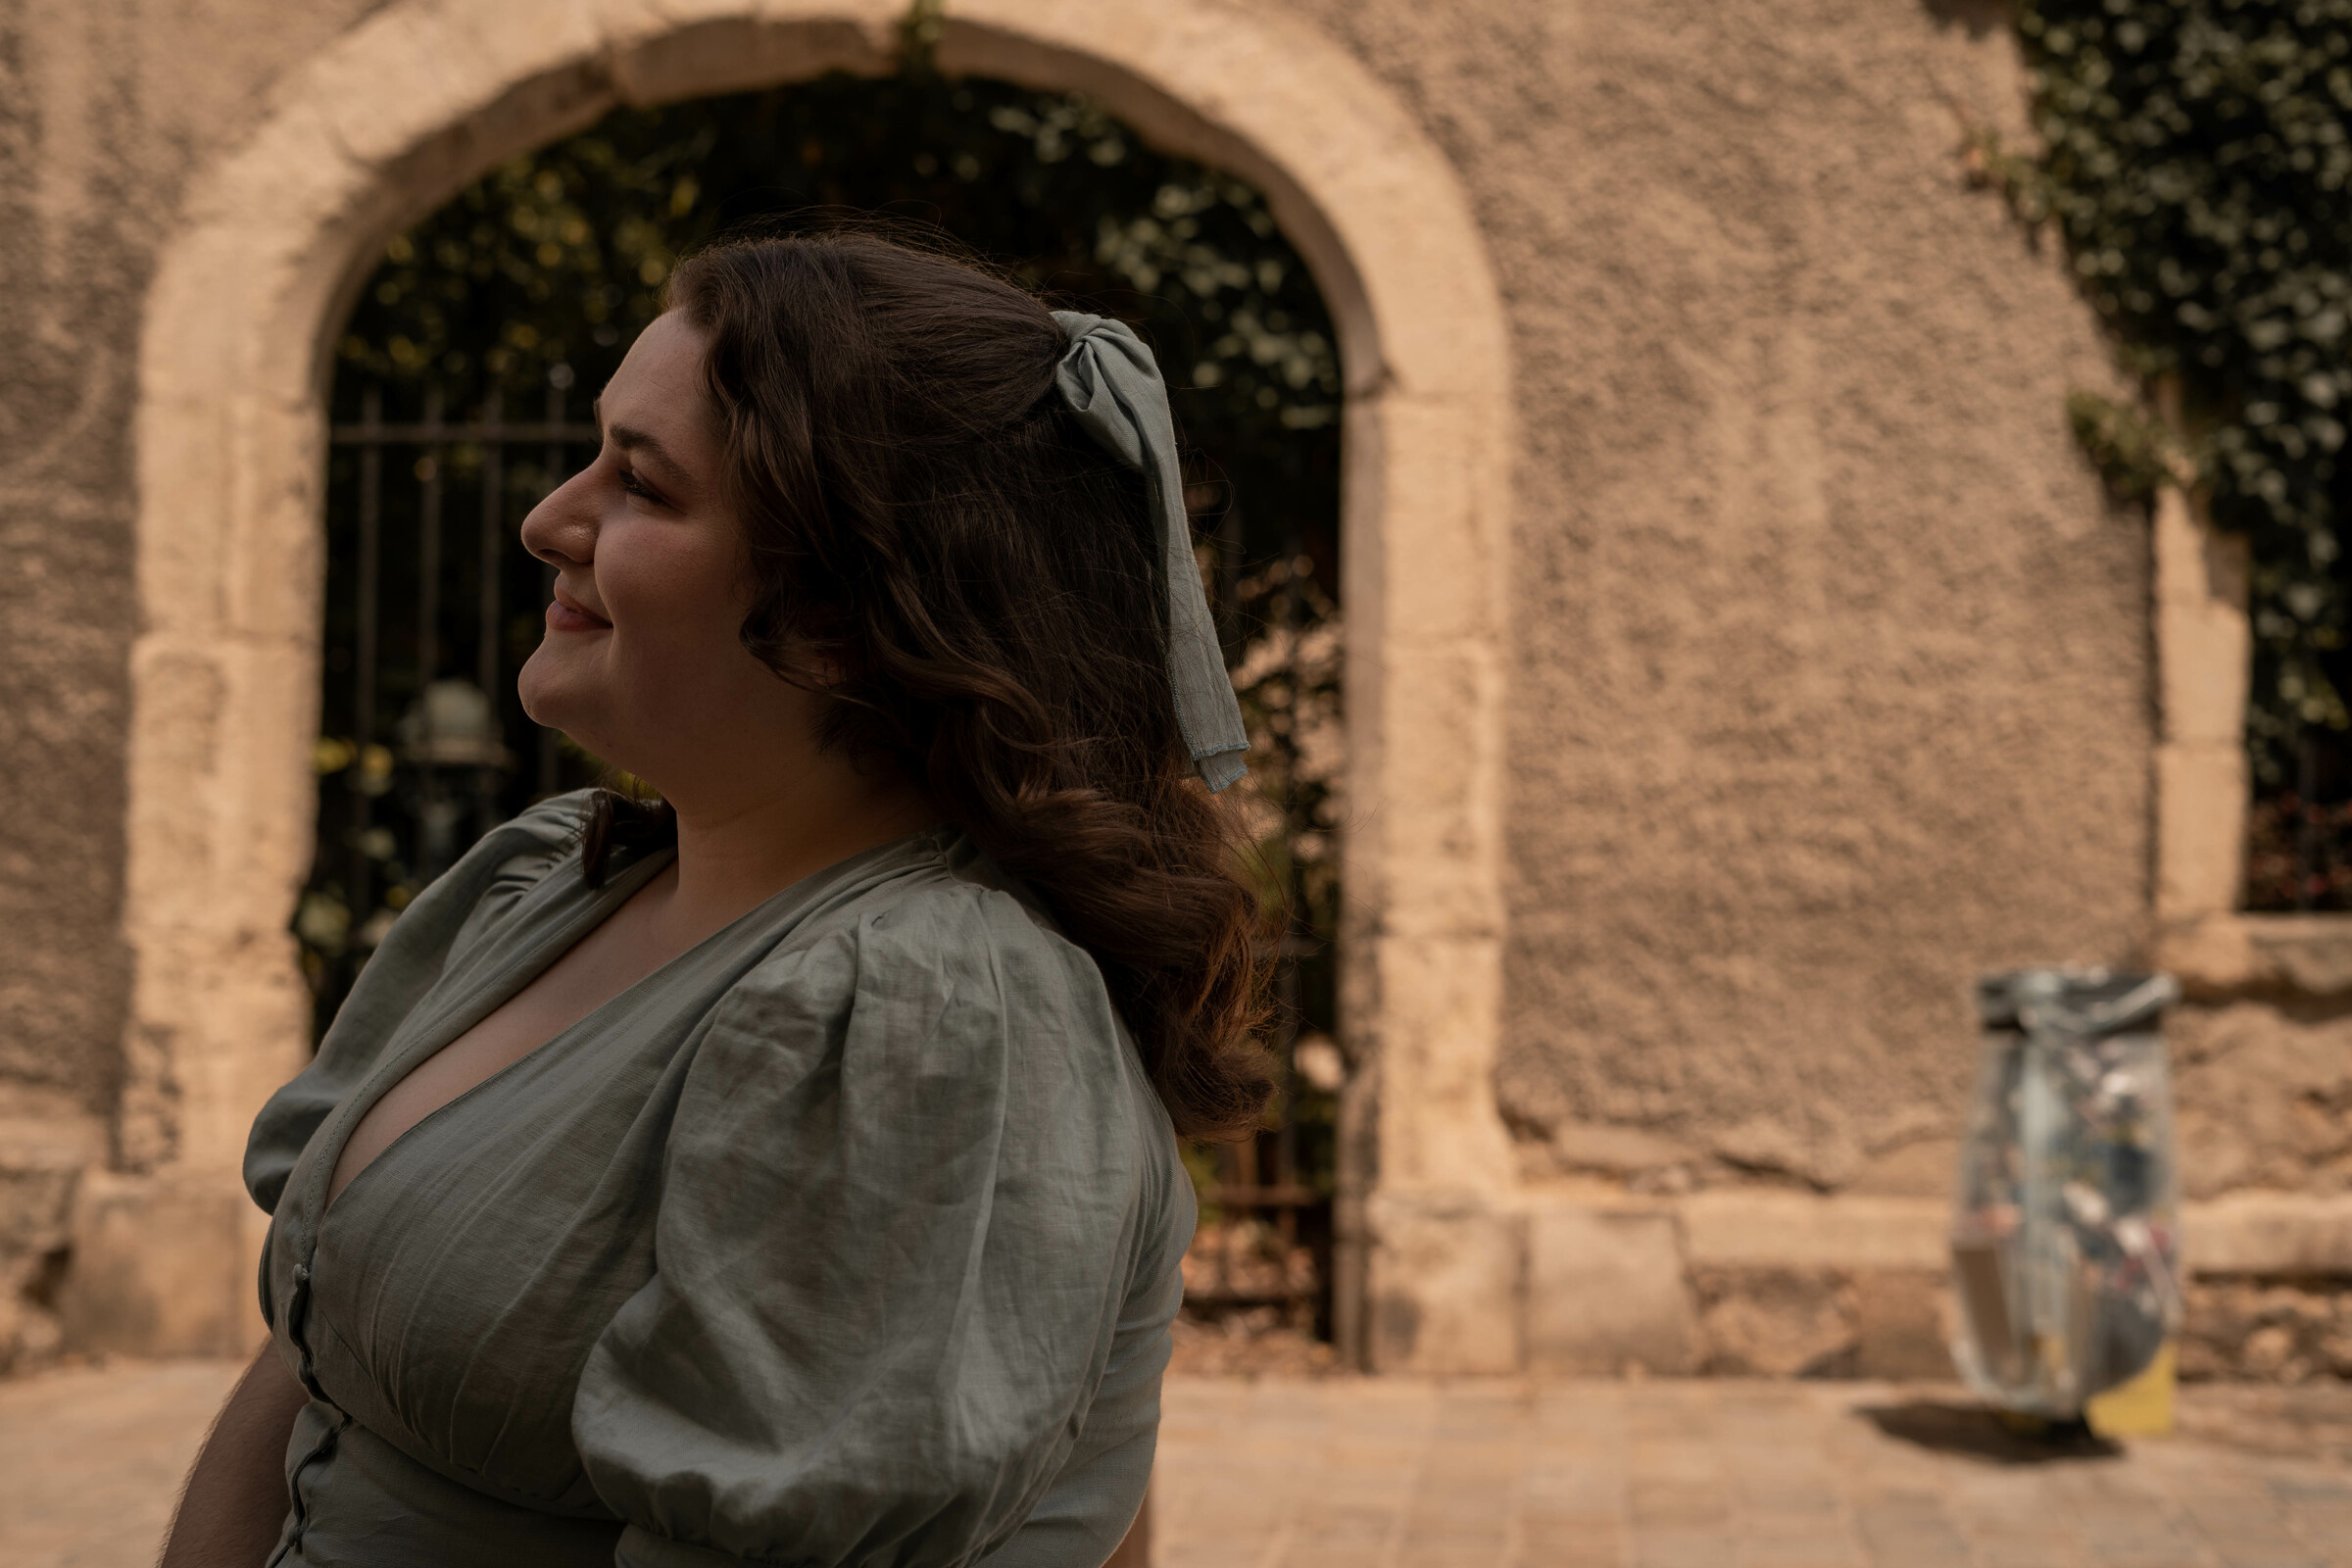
[519,466,598,567]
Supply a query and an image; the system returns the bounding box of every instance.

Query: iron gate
[295,372,600,1031]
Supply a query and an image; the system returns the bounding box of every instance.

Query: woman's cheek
[609,560,751,691]
[603,523,722,626]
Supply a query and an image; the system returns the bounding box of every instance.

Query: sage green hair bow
[1051,311,1250,792]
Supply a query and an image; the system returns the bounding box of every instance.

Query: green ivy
[1973,0,2352,785]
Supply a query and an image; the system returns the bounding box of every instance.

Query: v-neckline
[300,821,958,1230]
[308,843,677,1224]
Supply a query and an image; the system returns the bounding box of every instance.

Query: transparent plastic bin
[1949,968,2182,1419]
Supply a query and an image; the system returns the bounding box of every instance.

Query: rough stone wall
[2184,1279,2352,1384]
[2174,1001,2352,1201]
[2171,999,2352,1381]
[1281,0,2151,1192]
[0,0,375,1370]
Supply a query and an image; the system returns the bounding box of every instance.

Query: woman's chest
[276,996,710,1509]
[326,869,689,1207]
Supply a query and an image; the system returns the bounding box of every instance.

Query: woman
[161,231,1274,1568]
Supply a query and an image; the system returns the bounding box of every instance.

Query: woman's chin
[516,657,595,736]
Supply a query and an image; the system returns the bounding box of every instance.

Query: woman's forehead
[599,312,714,436]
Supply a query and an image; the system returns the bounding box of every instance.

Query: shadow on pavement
[1855,1401,2124,1465]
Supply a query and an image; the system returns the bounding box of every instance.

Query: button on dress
[243,793,1195,1567]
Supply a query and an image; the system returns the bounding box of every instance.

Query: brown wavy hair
[582,229,1276,1141]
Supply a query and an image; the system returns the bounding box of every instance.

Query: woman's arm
[159,1344,307,1568]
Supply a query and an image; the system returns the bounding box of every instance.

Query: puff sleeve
[571,881,1175,1568]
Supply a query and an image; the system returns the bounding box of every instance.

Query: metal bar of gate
[477,388,505,838]
[1272,519,1303,1262]
[416,385,445,870]
[348,386,383,921]
[2299,736,2321,910]
[536,372,575,799]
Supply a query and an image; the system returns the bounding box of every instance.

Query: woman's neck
[643,765,938,950]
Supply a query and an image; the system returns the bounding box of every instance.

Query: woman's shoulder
[434,789,597,950]
[710,833,1162,1128]
[477,788,596,876]
[735,832,1115,1028]
[684,829,1194,1279]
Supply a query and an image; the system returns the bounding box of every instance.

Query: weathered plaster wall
[0,0,375,1369]
[1283,0,2151,1189]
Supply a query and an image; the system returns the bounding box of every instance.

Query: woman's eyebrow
[606,420,682,474]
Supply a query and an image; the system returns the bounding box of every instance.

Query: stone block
[1527,1204,1695,1374]
[1709,1117,1860,1190]
[1680,1193,1947,1270]
[610,14,896,108]
[2184,1193,2352,1276]
[1852,1269,1955,1380]
[2156,743,2248,920]
[1694,1267,1857,1377]
[1366,1191,1524,1375]
[2144,913,2352,1000]
[59,1170,268,1359]
[2155,912,2263,995]
[1368,936,1515,1194]
[2153,489,2250,749]
[1366,644,1504,937]
[2173,1004,2352,1200]
[1526,1121,1695,1180]
[2240,916,2352,996]
[1846,1136,1957,1199]
[2181,1278,2352,1382]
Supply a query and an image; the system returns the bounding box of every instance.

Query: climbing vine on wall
[1970,0,2351,809]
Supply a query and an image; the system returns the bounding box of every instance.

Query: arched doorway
[110,0,1515,1373]
[303,64,1348,1346]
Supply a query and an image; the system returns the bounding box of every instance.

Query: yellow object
[2085,1341,2176,1438]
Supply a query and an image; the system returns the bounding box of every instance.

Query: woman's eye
[617,468,662,503]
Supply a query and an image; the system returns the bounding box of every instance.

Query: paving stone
[1159,1545,1247,1568]
[1739,1544,1867,1568]
[1396,1549,1507,1568]
[1630,1478,1732,1524]
[1638,1531,1745,1568]
[1977,1545,2090,1568]
[1293,1550,1386,1568]
[1515,1547,1623,1568]
[2294,1502,2352,1540]
[1522,1517,1623,1548]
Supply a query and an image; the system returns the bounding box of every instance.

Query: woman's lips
[547,582,612,632]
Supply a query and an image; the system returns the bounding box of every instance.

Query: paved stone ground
[0,1358,244,1568]
[4,1359,2349,1567]
[1153,1380,2352,1568]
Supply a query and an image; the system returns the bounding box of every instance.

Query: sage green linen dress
[243,792,1195,1568]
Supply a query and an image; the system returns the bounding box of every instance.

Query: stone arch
[113,0,1515,1368]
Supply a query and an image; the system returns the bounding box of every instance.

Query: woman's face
[517,311,809,795]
